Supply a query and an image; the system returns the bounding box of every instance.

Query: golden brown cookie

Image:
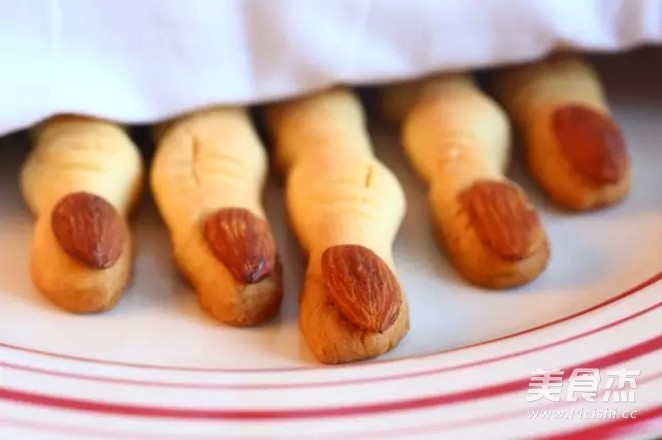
[150,107,282,326]
[20,115,144,312]
[490,53,631,211]
[262,87,410,364]
[378,73,550,289]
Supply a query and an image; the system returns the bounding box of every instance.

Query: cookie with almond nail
[150,107,282,326]
[20,116,144,313]
[377,73,550,289]
[295,244,408,364]
[490,53,631,211]
[262,87,410,364]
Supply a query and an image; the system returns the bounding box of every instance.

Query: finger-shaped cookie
[20,115,144,312]
[490,53,631,210]
[263,87,409,364]
[150,107,282,326]
[377,73,550,288]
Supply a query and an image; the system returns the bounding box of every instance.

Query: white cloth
[1,0,661,136]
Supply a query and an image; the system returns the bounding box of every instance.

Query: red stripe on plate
[3,299,660,390]
[370,372,662,439]
[2,372,661,439]
[0,335,659,421]
[1,272,659,374]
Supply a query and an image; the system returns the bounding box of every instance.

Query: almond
[51,192,126,269]
[321,244,401,333]
[203,208,276,284]
[459,181,543,260]
[551,104,628,185]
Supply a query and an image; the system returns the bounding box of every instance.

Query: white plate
[0,49,661,439]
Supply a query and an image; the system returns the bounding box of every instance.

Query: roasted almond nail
[459,180,543,260]
[203,208,276,284]
[321,244,401,333]
[551,104,628,185]
[51,192,126,269]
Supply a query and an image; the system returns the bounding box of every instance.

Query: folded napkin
[1,0,661,135]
